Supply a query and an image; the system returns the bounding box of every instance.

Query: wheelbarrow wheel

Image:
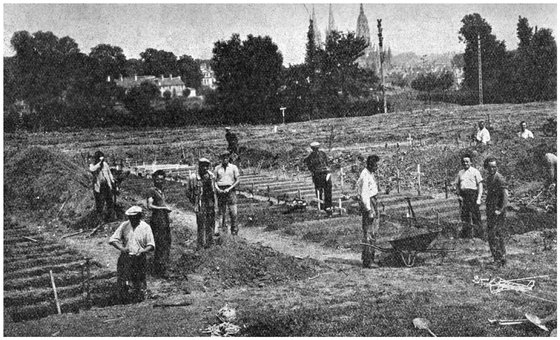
[399,252,416,267]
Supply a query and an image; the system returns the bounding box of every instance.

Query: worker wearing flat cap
[214,152,241,235]
[304,142,333,216]
[189,158,217,249]
[109,206,155,303]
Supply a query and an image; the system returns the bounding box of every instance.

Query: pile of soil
[4,146,93,221]
[176,236,323,290]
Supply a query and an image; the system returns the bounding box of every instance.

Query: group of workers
[90,128,241,302]
[89,120,555,302]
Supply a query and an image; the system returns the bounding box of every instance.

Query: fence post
[417,164,421,196]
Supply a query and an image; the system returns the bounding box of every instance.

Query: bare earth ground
[4,177,557,337]
[3,101,558,336]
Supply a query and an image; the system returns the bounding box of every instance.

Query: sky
[3,3,557,66]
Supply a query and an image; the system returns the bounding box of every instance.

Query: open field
[4,101,557,336]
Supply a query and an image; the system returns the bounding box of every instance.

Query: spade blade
[526,313,550,332]
[413,318,437,337]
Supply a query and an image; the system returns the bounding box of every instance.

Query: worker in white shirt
[356,155,381,268]
[517,121,535,139]
[476,121,491,145]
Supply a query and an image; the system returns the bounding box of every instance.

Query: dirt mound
[4,146,93,222]
[176,236,322,289]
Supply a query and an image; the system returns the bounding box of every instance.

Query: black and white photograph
[3,2,557,336]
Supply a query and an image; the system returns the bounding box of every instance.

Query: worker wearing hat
[109,206,155,303]
[304,142,333,216]
[190,158,217,249]
[214,152,241,235]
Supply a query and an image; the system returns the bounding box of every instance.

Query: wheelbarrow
[361,230,455,267]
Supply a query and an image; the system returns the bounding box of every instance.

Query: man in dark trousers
[484,157,508,267]
[190,158,216,250]
[225,127,239,156]
[356,155,381,268]
[147,170,172,278]
[304,142,332,216]
[456,153,484,238]
[109,206,155,303]
[214,153,240,235]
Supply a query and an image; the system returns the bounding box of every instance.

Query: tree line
[4,13,556,131]
[4,31,204,131]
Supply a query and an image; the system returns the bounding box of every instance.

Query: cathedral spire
[326,4,336,39]
[356,3,370,46]
[312,6,322,46]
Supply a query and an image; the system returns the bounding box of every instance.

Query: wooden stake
[417,164,421,196]
[396,168,401,194]
[50,270,62,314]
[340,168,344,191]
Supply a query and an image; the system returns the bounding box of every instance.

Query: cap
[125,206,143,216]
[199,158,211,164]
[220,152,230,158]
[310,142,320,148]
[225,127,231,130]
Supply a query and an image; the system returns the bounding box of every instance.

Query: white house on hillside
[114,75,196,98]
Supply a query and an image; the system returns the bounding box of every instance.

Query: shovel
[413,317,437,337]
[525,313,550,331]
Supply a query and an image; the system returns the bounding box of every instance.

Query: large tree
[511,17,556,102]
[458,13,509,103]
[211,34,283,124]
[89,43,127,81]
[528,28,557,100]
[140,48,178,77]
[9,30,84,129]
[177,55,203,89]
[320,30,369,103]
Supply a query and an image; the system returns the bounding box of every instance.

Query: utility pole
[477,33,483,105]
[377,19,387,114]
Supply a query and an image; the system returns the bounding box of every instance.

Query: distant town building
[114,75,196,98]
[200,63,216,89]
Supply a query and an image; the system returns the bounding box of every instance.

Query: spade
[413,317,437,337]
[525,313,550,332]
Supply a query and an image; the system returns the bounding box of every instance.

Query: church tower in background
[312,6,322,46]
[356,4,380,75]
[325,4,336,40]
